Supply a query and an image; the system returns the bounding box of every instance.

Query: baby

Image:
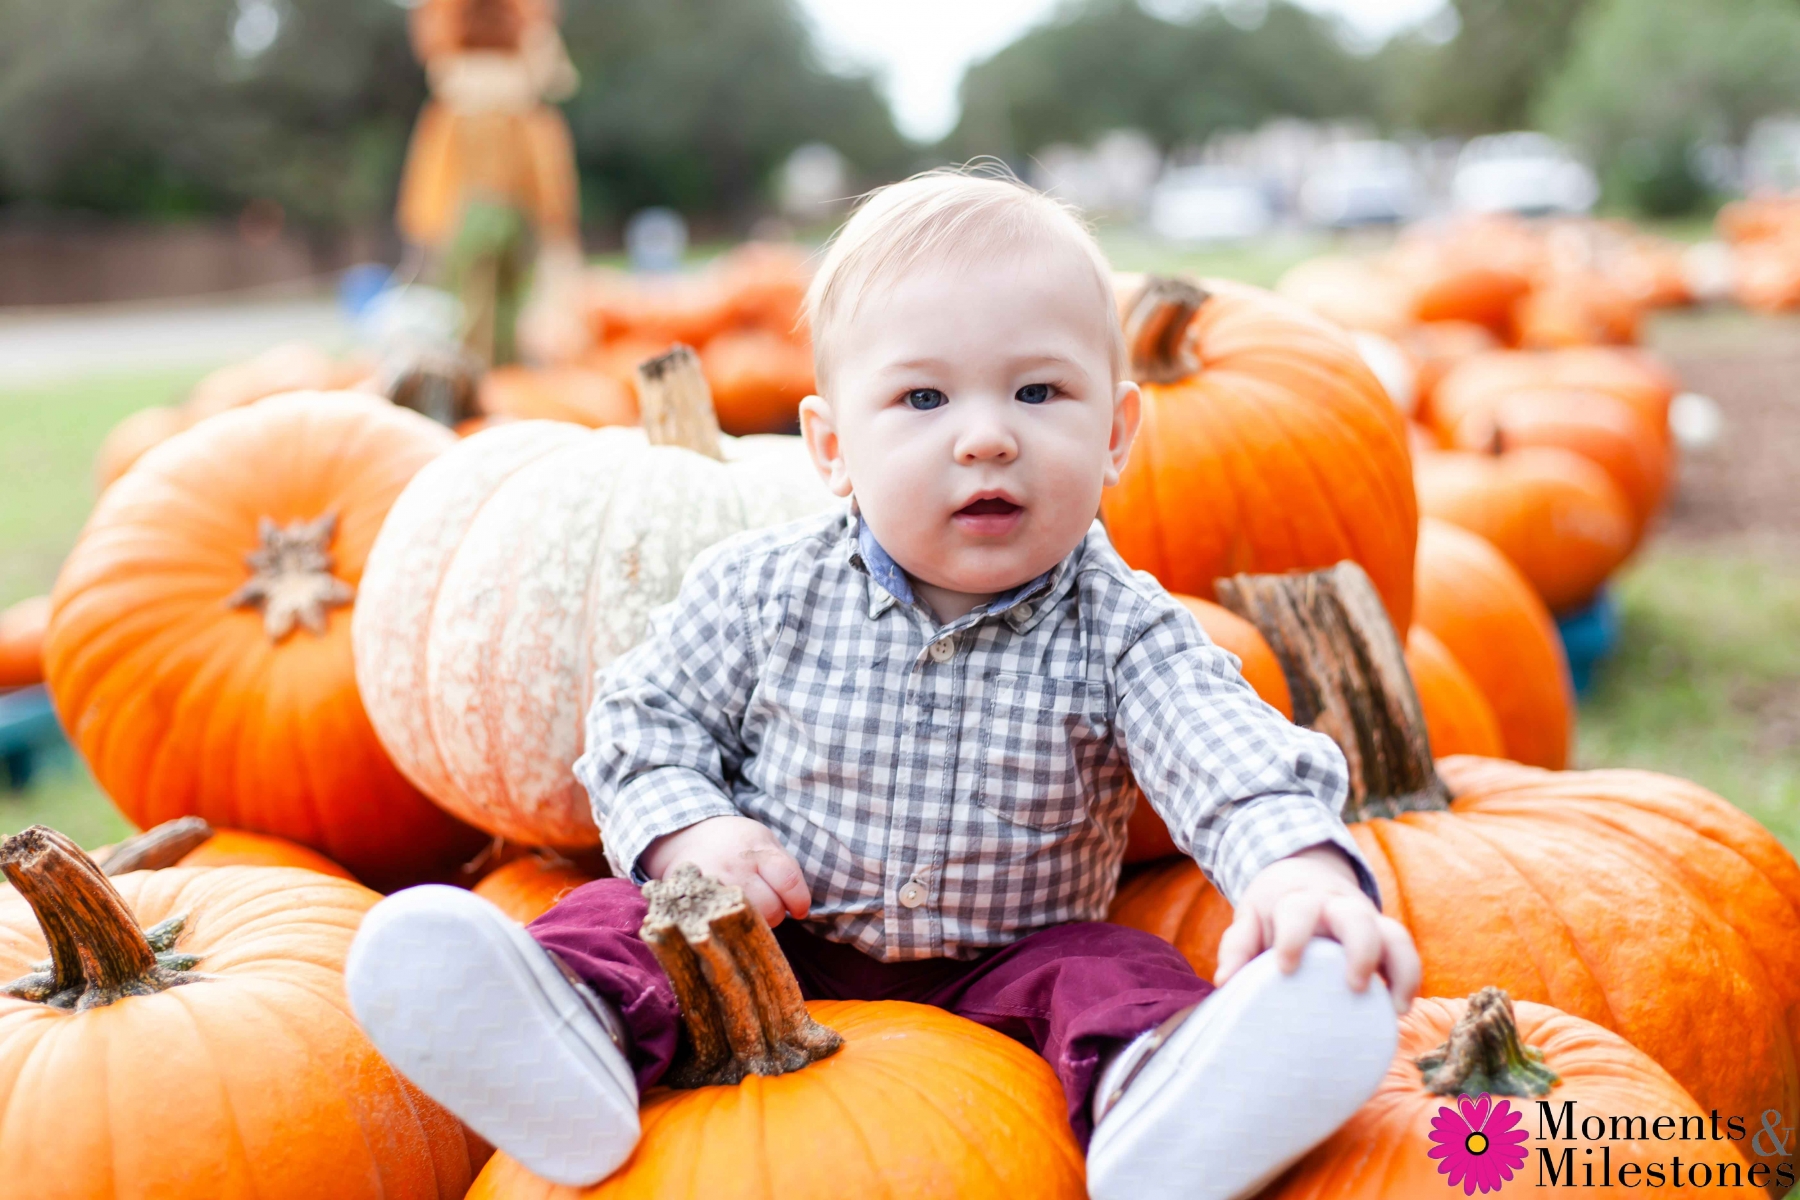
[347,168,1421,1200]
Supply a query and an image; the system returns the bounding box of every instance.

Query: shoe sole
[1086,939,1397,1200]
[345,885,640,1187]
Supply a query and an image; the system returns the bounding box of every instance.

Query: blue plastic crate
[0,686,67,790]
[1555,589,1621,698]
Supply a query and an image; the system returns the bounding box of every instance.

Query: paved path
[0,298,352,384]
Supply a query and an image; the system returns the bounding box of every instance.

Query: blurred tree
[557,0,912,228]
[1388,0,1593,135]
[1539,0,1800,215]
[0,0,908,231]
[947,0,1381,159]
[0,0,423,225]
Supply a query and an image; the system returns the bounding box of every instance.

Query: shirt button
[898,881,927,908]
[928,636,957,663]
[1014,602,1034,622]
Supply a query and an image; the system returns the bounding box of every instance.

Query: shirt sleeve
[574,541,754,881]
[1112,596,1381,908]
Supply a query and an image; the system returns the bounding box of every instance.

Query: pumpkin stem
[225,512,356,642]
[1124,276,1208,385]
[0,826,201,1011]
[379,343,485,428]
[1417,987,1561,1098]
[1216,561,1450,820]
[640,864,843,1087]
[636,345,725,461]
[91,817,215,875]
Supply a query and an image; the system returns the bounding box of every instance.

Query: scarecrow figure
[397,0,584,365]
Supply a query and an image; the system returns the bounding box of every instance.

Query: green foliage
[1539,0,1800,216]
[1384,0,1593,135]
[946,0,1381,158]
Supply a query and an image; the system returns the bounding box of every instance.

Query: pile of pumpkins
[1277,215,1688,621]
[3,260,1796,1199]
[1715,192,1800,313]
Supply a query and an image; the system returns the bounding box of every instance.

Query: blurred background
[2,0,1798,857]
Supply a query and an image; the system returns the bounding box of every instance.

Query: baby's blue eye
[1016,383,1053,405]
[905,388,947,411]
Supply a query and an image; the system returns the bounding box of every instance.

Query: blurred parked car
[1452,133,1599,217]
[1148,167,1275,242]
[1298,141,1423,228]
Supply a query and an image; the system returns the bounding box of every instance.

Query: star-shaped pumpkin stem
[225,513,355,642]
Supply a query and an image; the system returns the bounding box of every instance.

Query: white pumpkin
[353,352,836,847]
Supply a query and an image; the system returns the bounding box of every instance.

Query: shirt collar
[845,509,1073,631]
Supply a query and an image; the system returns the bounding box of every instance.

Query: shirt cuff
[1211,792,1382,910]
[597,765,742,883]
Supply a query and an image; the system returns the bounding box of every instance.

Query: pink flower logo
[1427,1094,1530,1193]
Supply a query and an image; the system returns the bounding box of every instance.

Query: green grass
[1098,225,1333,288]
[1578,547,1800,853]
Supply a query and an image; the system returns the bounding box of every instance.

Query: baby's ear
[1105,380,1142,486]
[798,394,854,498]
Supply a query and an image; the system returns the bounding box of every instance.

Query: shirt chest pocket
[976,672,1108,831]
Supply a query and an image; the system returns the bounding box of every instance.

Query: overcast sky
[794,0,1451,142]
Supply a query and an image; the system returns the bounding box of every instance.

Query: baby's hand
[1216,844,1419,1015]
[642,815,811,926]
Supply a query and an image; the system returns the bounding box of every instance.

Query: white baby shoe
[1086,938,1397,1200]
[345,885,641,1187]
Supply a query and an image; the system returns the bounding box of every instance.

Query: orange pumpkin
[1404,625,1504,758]
[1269,990,1766,1199]
[1511,275,1642,349]
[712,241,813,333]
[1110,565,1800,1183]
[1433,347,1678,444]
[94,405,189,492]
[584,272,734,349]
[472,854,600,923]
[1124,595,1294,863]
[479,365,639,428]
[1413,519,1572,769]
[699,328,815,435]
[1101,277,1418,630]
[1414,445,1635,613]
[1442,386,1671,549]
[0,826,488,1196]
[468,865,1085,1200]
[184,341,365,423]
[178,828,359,879]
[1273,256,1416,337]
[1397,320,1498,426]
[1390,224,1538,336]
[0,595,50,690]
[45,393,486,890]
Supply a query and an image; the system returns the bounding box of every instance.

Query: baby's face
[800,242,1138,610]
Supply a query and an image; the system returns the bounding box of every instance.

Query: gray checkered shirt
[576,508,1375,962]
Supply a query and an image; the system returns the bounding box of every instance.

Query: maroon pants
[529,878,1212,1146]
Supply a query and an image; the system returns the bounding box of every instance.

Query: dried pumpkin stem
[380,343,484,428]
[636,345,725,460]
[1124,275,1208,384]
[224,512,355,643]
[0,826,200,1011]
[1216,561,1450,820]
[1417,987,1561,1098]
[641,864,842,1088]
[92,817,215,876]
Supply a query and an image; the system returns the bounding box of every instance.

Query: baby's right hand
[641,815,811,926]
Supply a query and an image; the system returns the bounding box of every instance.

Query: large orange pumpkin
[1414,445,1635,613]
[1404,625,1503,758]
[1269,990,1767,1198]
[1109,564,1800,1185]
[1511,274,1642,349]
[1412,519,1572,769]
[45,393,486,890]
[472,854,600,923]
[178,828,359,879]
[1101,277,1417,630]
[468,865,1085,1200]
[0,826,488,1197]
[0,594,50,689]
[1397,320,1499,426]
[94,406,189,492]
[1433,347,1678,445]
[1273,256,1416,337]
[1439,386,1672,542]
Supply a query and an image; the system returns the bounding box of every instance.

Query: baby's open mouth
[956,497,1022,518]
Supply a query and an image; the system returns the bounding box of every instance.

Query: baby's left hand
[1216,845,1420,1015]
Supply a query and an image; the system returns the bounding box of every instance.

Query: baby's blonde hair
[804,164,1124,388]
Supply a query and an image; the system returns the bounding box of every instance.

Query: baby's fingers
[1320,896,1383,992]
[756,848,812,921]
[738,874,788,927]
[1271,892,1324,973]
[1378,917,1422,1015]
[1214,906,1266,985]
